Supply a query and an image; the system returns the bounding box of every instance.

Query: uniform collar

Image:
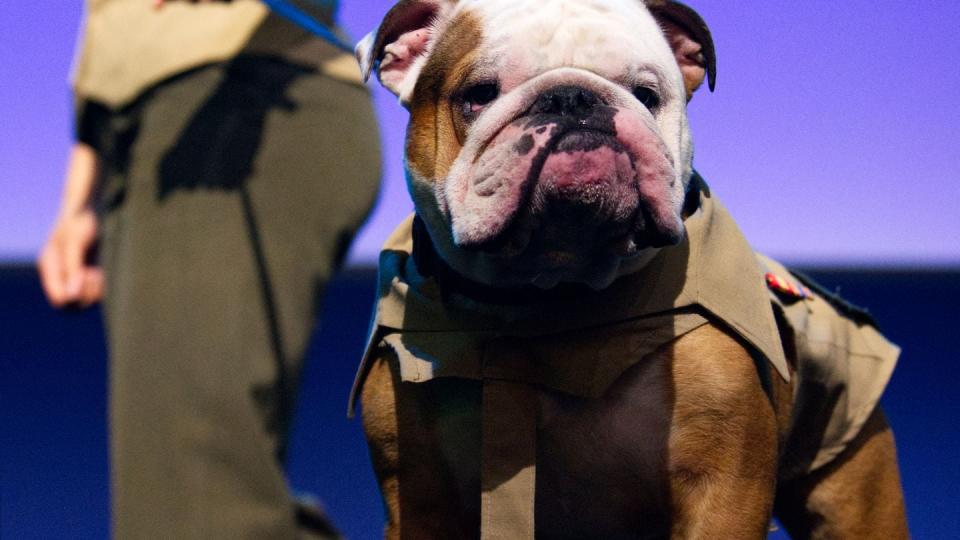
[371,176,790,381]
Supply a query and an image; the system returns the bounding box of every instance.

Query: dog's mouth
[463,113,675,235]
[470,129,640,255]
[442,103,684,285]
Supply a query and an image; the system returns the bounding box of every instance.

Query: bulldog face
[359,0,716,288]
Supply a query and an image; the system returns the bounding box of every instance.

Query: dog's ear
[356,0,452,102]
[645,1,716,101]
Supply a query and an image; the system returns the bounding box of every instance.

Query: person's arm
[41,0,236,309]
[37,143,104,308]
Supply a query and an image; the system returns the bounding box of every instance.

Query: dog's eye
[461,82,500,118]
[632,86,660,110]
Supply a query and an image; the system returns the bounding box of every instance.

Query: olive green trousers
[88,57,380,539]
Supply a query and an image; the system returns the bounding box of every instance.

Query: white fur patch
[448,0,693,193]
[367,0,699,286]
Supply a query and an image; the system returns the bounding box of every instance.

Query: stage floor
[2,266,958,538]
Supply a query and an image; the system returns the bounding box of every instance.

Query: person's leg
[99,60,379,539]
[237,59,382,460]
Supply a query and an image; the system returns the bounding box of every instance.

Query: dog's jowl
[350,1,909,538]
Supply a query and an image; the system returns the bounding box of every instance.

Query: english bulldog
[351,1,909,538]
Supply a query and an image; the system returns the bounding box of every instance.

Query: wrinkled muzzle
[443,85,685,273]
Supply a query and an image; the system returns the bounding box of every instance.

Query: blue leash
[260,0,354,53]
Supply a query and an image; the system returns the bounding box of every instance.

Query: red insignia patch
[766,272,809,301]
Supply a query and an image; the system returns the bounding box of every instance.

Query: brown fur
[405,11,484,183]
[666,326,778,539]
[774,408,908,540]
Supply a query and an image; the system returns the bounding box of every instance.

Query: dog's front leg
[665,325,780,539]
[774,407,909,539]
[361,353,483,540]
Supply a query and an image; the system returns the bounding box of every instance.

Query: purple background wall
[1,1,958,266]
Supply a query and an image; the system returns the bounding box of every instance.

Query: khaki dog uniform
[351,178,898,536]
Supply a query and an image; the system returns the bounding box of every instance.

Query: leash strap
[260,0,354,53]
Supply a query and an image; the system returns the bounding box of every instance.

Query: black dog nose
[530,86,602,117]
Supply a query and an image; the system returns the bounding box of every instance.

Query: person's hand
[39,143,104,309]
[37,208,104,309]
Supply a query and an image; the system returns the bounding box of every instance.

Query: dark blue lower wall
[2,266,958,539]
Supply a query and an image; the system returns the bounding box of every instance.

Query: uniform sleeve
[758,255,900,478]
[73,97,110,151]
[790,287,899,474]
